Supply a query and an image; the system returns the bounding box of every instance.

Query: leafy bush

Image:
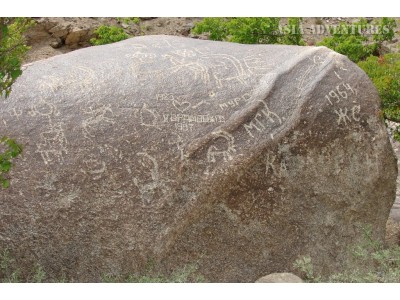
[0,137,23,188]
[90,25,129,46]
[192,17,305,45]
[293,255,321,282]
[317,18,397,62]
[358,53,400,141]
[0,18,31,188]
[372,17,397,48]
[117,17,140,25]
[0,17,34,98]
[0,249,20,283]
[192,17,229,41]
[317,19,375,62]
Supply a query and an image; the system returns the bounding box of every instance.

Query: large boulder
[0,35,397,282]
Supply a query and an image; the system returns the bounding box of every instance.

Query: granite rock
[0,35,397,282]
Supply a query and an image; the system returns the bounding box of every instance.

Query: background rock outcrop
[0,35,397,282]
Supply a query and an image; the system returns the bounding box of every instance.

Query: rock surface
[385,218,400,247]
[0,35,397,282]
[255,273,303,283]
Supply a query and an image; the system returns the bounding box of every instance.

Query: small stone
[49,37,63,49]
[256,273,303,283]
[48,24,70,38]
[185,22,195,29]
[65,28,89,46]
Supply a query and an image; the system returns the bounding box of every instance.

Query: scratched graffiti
[324,82,361,126]
[243,100,282,139]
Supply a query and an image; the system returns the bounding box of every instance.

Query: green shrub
[293,255,321,282]
[317,18,375,62]
[192,17,305,45]
[358,53,400,141]
[90,25,129,46]
[281,17,306,46]
[294,225,400,282]
[0,136,23,188]
[0,249,50,283]
[0,17,34,98]
[0,249,20,283]
[192,17,229,41]
[317,18,397,62]
[117,17,140,25]
[372,17,397,48]
[31,264,46,283]
[0,18,31,188]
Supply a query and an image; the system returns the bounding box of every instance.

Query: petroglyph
[171,49,197,58]
[28,98,59,117]
[313,55,326,65]
[243,54,275,75]
[133,152,170,208]
[156,93,210,111]
[168,133,186,161]
[163,53,211,84]
[296,55,329,93]
[207,131,236,163]
[35,173,58,191]
[80,155,107,180]
[199,54,249,88]
[9,108,22,119]
[36,122,68,165]
[70,66,98,88]
[82,103,115,138]
[125,52,157,62]
[138,103,160,129]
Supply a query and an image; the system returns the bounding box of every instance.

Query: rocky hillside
[24,17,400,63]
